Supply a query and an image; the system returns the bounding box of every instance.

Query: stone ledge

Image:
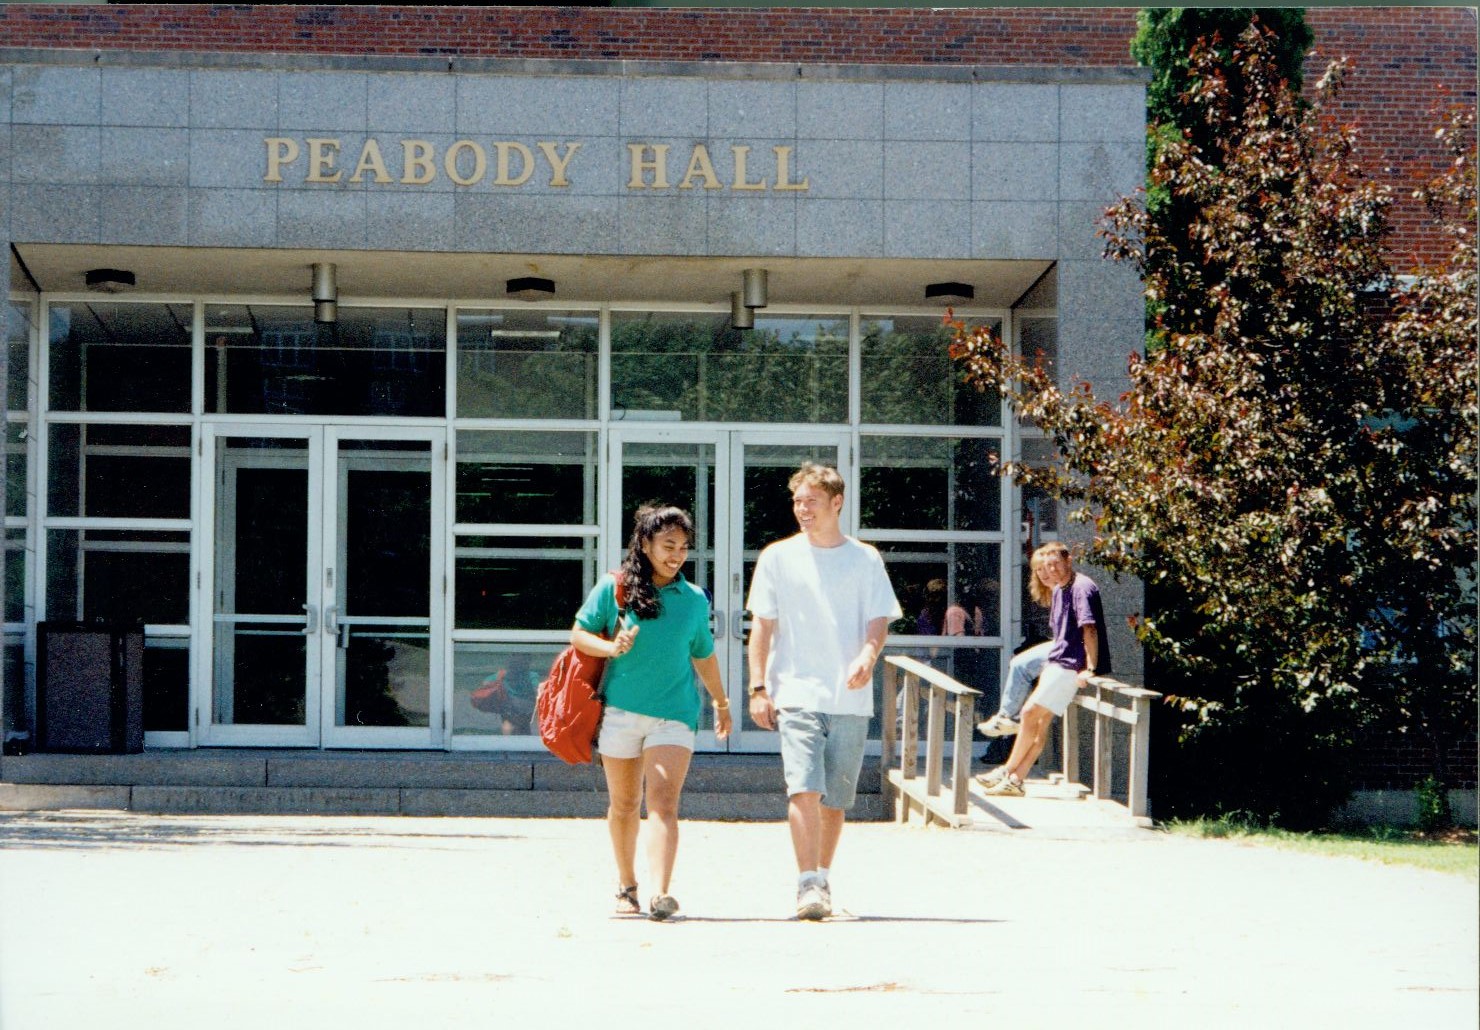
[0,753,267,787]
[268,756,533,791]
[131,786,401,816]
[0,783,131,811]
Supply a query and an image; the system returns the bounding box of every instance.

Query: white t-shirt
[746,533,902,717]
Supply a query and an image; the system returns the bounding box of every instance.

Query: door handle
[302,604,317,635]
[325,605,337,634]
[732,609,748,640]
[711,608,724,636]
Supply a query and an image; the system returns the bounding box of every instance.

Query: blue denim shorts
[777,709,870,810]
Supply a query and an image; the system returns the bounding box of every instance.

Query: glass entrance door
[609,428,848,752]
[196,424,445,748]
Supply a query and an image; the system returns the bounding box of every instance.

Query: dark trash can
[35,620,145,754]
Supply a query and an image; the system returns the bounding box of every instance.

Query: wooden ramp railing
[1062,676,1162,823]
[880,655,981,828]
[881,654,1163,828]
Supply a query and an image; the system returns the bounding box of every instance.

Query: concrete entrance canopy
[12,244,1053,311]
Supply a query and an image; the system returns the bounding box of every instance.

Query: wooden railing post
[881,655,981,829]
[951,691,974,818]
[1128,692,1153,819]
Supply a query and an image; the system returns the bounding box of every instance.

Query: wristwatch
[748,683,768,696]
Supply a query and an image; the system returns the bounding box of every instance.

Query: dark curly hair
[619,504,695,620]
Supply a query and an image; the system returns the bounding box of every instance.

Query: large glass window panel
[49,302,192,412]
[861,314,1002,426]
[611,311,848,423]
[860,435,1000,532]
[7,300,31,412]
[47,529,190,624]
[452,641,564,736]
[456,309,598,419]
[456,431,598,525]
[875,541,1000,639]
[4,528,24,624]
[3,634,24,741]
[455,536,593,631]
[6,423,26,519]
[143,637,189,733]
[203,305,445,416]
[47,423,191,519]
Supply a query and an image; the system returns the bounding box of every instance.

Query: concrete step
[0,750,887,821]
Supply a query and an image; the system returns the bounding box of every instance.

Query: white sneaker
[796,881,830,921]
[978,713,1021,738]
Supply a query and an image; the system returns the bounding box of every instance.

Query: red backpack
[536,573,625,764]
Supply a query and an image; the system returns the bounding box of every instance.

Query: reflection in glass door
[197,424,444,748]
[202,428,321,746]
[323,430,444,748]
[610,429,847,752]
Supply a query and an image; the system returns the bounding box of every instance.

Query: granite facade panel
[452,192,618,253]
[10,124,99,185]
[619,77,708,137]
[11,66,99,126]
[796,81,883,142]
[9,184,100,242]
[367,73,456,134]
[455,76,618,137]
[884,82,972,142]
[618,194,708,255]
[707,193,796,257]
[1061,84,1146,143]
[883,199,970,259]
[1057,201,1114,261]
[187,188,278,247]
[101,68,190,128]
[973,83,1058,142]
[191,129,279,189]
[100,186,188,246]
[973,142,1058,202]
[884,140,970,201]
[708,80,795,140]
[793,139,882,200]
[1059,141,1142,204]
[365,190,455,252]
[101,127,189,186]
[278,71,369,132]
[1057,260,1144,327]
[275,188,367,248]
[972,201,1057,260]
[796,198,882,258]
[190,70,279,130]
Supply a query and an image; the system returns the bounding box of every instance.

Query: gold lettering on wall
[494,142,534,187]
[262,136,809,193]
[264,138,300,183]
[444,140,487,187]
[678,144,723,190]
[538,141,581,188]
[627,144,672,189]
[305,138,343,183]
[349,139,393,184]
[401,140,437,185]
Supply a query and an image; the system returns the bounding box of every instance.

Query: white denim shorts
[596,705,696,759]
[1024,662,1082,717]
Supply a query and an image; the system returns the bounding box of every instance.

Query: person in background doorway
[570,504,731,921]
[747,464,902,921]
[979,541,1111,796]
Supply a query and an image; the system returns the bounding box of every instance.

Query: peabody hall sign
[264,137,812,191]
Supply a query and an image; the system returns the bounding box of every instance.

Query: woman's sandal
[615,884,641,915]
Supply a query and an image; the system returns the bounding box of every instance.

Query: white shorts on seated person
[1023,663,1082,717]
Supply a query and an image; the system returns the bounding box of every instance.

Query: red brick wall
[1,5,1471,264]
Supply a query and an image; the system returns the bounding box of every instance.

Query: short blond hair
[788,462,845,500]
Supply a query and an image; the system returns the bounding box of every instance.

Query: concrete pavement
[0,810,1475,1029]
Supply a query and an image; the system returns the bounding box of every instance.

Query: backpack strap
[610,569,626,636]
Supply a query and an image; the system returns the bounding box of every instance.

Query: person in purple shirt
[979,541,1111,796]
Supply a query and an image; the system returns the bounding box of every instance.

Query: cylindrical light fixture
[730,291,754,330]
[742,268,768,309]
[924,281,974,305]
[85,268,137,293]
[311,262,338,324]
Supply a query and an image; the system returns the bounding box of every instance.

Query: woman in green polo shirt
[571,504,731,921]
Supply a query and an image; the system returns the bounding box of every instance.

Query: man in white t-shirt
[746,463,902,921]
